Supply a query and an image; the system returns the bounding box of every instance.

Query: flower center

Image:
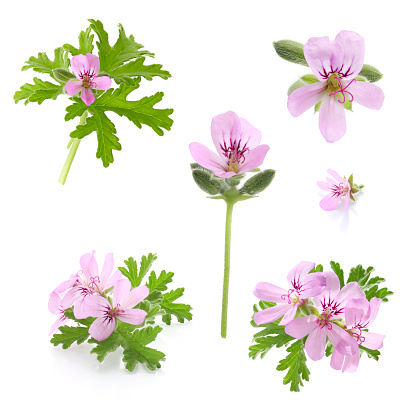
[281,288,302,305]
[331,182,349,197]
[327,73,356,104]
[347,326,366,345]
[318,312,333,329]
[87,276,101,292]
[321,297,344,318]
[220,139,249,172]
[79,69,97,89]
[108,303,124,318]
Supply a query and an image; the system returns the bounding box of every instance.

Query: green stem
[58,110,88,185]
[221,201,234,338]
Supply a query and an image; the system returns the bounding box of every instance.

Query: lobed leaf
[330,261,345,288]
[22,47,70,77]
[14,78,63,105]
[50,325,90,349]
[146,270,174,292]
[88,332,122,362]
[63,27,94,56]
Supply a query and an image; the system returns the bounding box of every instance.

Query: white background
[1,0,414,414]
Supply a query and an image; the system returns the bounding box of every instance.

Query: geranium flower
[285,271,365,360]
[86,280,149,341]
[189,111,270,178]
[65,53,111,106]
[330,297,385,373]
[253,261,326,326]
[317,169,353,211]
[287,30,384,142]
[48,292,69,335]
[61,251,121,319]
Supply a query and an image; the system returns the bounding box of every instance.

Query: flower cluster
[250,261,391,391]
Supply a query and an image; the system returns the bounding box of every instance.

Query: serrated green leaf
[249,333,294,359]
[119,256,139,287]
[50,325,90,349]
[146,270,174,292]
[330,261,345,288]
[273,40,308,66]
[14,78,63,105]
[359,345,381,361]
[276,338,310,392]
[161,293,193,325]
[88,332,122,362]
[22,47,70,78]
[63,27,94,56]
[139,253,158,283]
[309,264,323,273]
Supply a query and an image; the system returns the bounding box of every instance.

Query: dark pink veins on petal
[220,138,249,167]
[321,296,344,318]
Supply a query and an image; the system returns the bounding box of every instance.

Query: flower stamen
[329,77,356,104]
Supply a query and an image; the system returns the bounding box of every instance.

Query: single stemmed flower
[65,53,111,106]
[189,111,275,338]
[317,169,363,211]
[253,261,326,326]
[330,297,385,373]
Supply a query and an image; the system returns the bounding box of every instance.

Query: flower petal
[328,324,358,356]
[286,261,315,287]
[319,94,347,143]
[298,272,326,299]
[327,169,344,183]
[237,144,270,174]
[253,304,293,325]
[319,193,341,211]
[348,81,384,110]
[280,304,299,325]
[334,282,365,312]
[210,111,242,156]
[89,316,115,342]
[61,286,82,310]
[81,87,95,106]
[317,181,332,191]
[189,142,228,174]
[100,253,114,285]
[93,76,112,91]
[117,308,148,325]
[253,282,287,303]
[342,350,360,373]
[330,348,345,370]
[84,294,111,318]
[287,82,326,116]
[85,53,100,75]
[344,189,350,209]
[48,316,67,336]
[305,326,327,361]
[285,315,318,339]
[65,80,83,96]
[362,331,385,350]
[366,297,382,327]
[113,280,149,309]
[80,251,98,280]
[48,292,63,314]
[70,55,91,79]
[345,298,369,327]
[239,118,262,148]
[315,271,340,312]
[106,269,122,290]
[53,274,78,293]
[334,31,365,79]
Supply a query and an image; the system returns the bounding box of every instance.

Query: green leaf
[14,78,63,105]
[119,256,139,287]
[66,82,173,167]
[309,264,323,273]
[276,338,310,392]
[63,26,94,56]
[161,288,193,324]
[325,341,334,357]
[240,169,276,195]
[330,261,345,288]
[50,325,90,349]
[359,345,381,361]
[22,47,70,77]
[273,40,308,66]
[358,64,383,83]
[88,332,122,362]
[146,270,174,292]
[138,253,158,284]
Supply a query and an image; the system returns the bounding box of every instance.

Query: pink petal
[286,261,316,287]
[328,324,358,356]
[317,181,332,191]
[80,251,98,280]
[362,331,385,350]
[100,253,114,286]
[113,280,149,309]
[366,297,382,327]
[84,295,111,318]
[319,193,341,211]
[334,31,365,79]
[298,272,326,299]
[280,305,299,325]
[215,170,237,178]
[345,298,369,327]
[53,274,78,293]
[319,94,347,143]
[305,326,327,361]
[70,54,92,79]
[49,316,68,336]
[330,348,345,370]
[81,88,95,106]
[106,269,122,290]
[85,53,100,75]
[304,36,343,81]
[189,142,228,174]
[93,76,111,91]
[253,304,293,325]
[239,118,262,148]
[334,282,365,311]
[48,292,63,315]
[344,189,350,209]
[61,286,82,310]
[210,111,242,156]
[253,282,287,303]
[73,295,93,319]
[89,316,116,341]
[237,144,270,174]
[327,169,344,183]
[342,350,360,373]
[315,271,340,311]
[285,315,318,339]
[117,308,148,325]
[65,80,83,96]
[287,82,326,116]
[348,80,384,109]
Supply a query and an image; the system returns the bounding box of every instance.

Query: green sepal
[300,74,319,84]
[348,174,354,187]
[344,99,353,111]
[53,68,75,83]
[239,169,276,195]
[355,76,366,82]
[192,169,222,195]
[358,64,383,83]
[314,101,322,113]
[325,341,334,357]
[273,40,308,66]
[287,79,306,96]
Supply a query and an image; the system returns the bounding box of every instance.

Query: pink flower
[189,111,270,178]
[285,271,365,361]
[317,169,351,211]
[86,280,149,341]
[61,251,121,319]
[287,30,384,142]
[330,297,385,373]
[48,292,68,335]
[65,53,111,106]
[253,261,326,326]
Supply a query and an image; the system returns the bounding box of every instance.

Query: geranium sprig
[249,262,392,392]
[14,20,173,185]
[49,252,192,371]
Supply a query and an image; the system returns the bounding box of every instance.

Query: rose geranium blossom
[330,297,385,373]
[287,30,384,142]
[253,261,326,326]
[189,111,270,178]
[285,271,365,360]
[86,280,149,341]
[317,169,351,211]
[65,53,111,106]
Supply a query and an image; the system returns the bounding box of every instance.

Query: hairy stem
[58,110,88,185]
[221,201,234,338]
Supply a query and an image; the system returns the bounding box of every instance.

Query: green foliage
[239,169,276,196]
[63,27,94,56]
[192,169,223,195]
[14,78,63,105]
[50,325,90,349]
[22,47,70,77]
[161,288,193,324]
[147,269,174,292]
[139,253,158,284]
[119,253,158,288]
[359,345,381,361]
[358,64,383,83]
[249,328,294,359]
[273,40,308,66]
[89,332,122,362]
[330,261,345,288]
[310,264,323,273]
[276,339,310,392]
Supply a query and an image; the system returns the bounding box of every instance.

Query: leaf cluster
[50,253,192,372]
